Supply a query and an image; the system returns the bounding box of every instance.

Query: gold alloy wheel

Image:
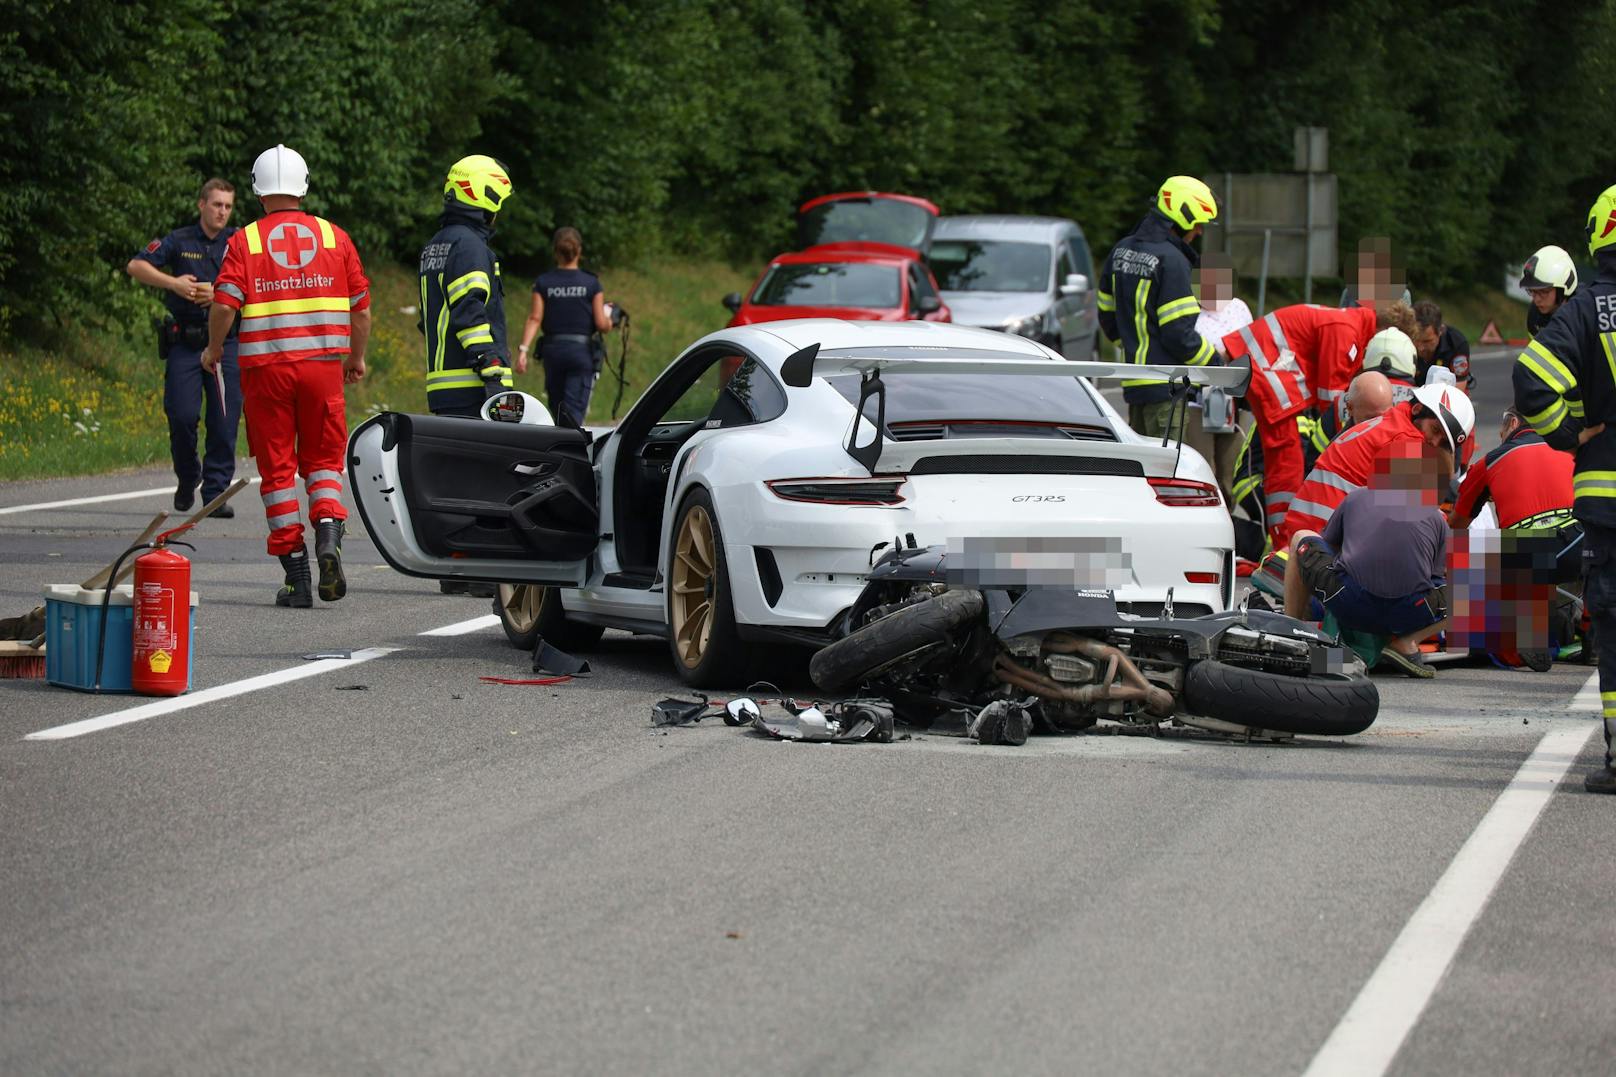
[670,504,717,667]
[498,583,544,635]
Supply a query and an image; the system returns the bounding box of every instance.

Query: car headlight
[1001,313,1045,338]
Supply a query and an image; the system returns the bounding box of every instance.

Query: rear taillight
[1184,571,1221,584]
[1148,477,1221,507]
[766,478,907,505]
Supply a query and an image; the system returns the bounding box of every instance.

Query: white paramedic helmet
[251,144,310,198]
[1411,382,1474,456]
[1362,328,1417,380]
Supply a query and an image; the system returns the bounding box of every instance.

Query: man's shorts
[1295,536,1446,637]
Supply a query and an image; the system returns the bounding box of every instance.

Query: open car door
[347,412,597,586]
[796,192,939,255]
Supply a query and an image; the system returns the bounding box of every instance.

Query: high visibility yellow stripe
[244,221,262,255]
[1573,471,1616,498]
[1158,296,1199,324]
[1097,290,1115,312]
[1601,690,1616,701]
[1519,339,1576,393]
[1526,397,1569,435]
[314,216,335,248]
[456,324,494,346]
[446,270,491,304]
[1133,279,1151,366]
[433,273,449,371]
[1569,396,1586,418]
[427,377,483,391]
[1603,332,1616,390]
[239,295,351,317]
[1187,335,1214,365]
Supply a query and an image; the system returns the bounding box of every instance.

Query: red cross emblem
[267,222,318,270]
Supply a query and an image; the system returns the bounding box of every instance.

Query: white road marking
[1303,674,1601,1077]
[418,614,500,636]
[25,647,397,741]
[0,477,261,516]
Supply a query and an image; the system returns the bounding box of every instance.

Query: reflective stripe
[455,323,494,346]
[480,369,515,387]
[314,217,336,248]
[306,469,343,487]
[1317,387,1344,402]
[1602,691,1616,701]
[262,487,299,506]
[1188,335,1214,365]
[427,367,482,391]
[1097,290,1115,312]
[1310,470,1361,494]
[1568,396,1585,418]
[238,334,351,357]
[239,296,350,317]
[1158,296,1199,324]
[1241,324,1293,410]
[1519,339,1576,393]
[1526,398,1569,435]
[350,289,367,306]
[446,270,491,303]
[240,310,352,332]
[1603,332,1616,388]
[1264,312,1291,355]
[1574,471,1616,499]
[216,282,244,302]
[1232,476,1262,503]
[1265,492,1291,508]
[1133,279,1151,366]
[244,221,262,255]
[1287,497,1335,520]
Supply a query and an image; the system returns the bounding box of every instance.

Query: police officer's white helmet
[481,391,554,426]
[1519,244,1579,297]
[1362,327,1417,380]
[1411,382,1474,457]
[251,144,310,199]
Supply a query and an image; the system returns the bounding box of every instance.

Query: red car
[723,192,951,326]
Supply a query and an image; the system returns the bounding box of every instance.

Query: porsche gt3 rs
[347,319,1246,685]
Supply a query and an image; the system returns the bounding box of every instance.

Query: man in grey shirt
[1283,439,1449,677]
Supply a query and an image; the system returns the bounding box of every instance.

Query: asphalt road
[4,346,1612,1076]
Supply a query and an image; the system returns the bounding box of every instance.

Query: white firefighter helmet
[1363,328,1417,380]
[1519,244,1579,297]
[251,144,310,198]
[481,390,554,426]
[1412,382,1474,457]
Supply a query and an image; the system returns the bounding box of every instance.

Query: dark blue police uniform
[533,267,601,427]
[134,223,243,502]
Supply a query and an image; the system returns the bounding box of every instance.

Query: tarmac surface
[4,347,1612,1076]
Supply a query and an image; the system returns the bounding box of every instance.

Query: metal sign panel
[1202,173,1337,279]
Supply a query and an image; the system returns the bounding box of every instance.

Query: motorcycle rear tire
[810,589,985,693]
[1182,659,1379,736]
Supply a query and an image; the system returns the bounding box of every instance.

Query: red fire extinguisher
[131,545,191,696]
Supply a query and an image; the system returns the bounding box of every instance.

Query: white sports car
[348,320,1248,685]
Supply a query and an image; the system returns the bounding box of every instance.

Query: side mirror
[916,295,942,315]
[481,390,555,426]
[721,292,743,313]
[1059,273,1089,297]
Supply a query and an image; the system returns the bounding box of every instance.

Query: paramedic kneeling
[1283,440,1450,678]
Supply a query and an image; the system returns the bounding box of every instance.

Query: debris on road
[652,694,716,726]
[303,650,354,660]
[532,639,589,677]
[481,675,574,687]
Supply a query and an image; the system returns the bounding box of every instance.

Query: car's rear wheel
[667,487,746,686]
[494,584,604,652]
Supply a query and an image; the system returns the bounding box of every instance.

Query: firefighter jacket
[1451,428,1573,529]
[1281,403,1426,544]
[1097,213,1216,405]
[419,204,514,415]
[212,210,370,368]
[1512,251,1616,528]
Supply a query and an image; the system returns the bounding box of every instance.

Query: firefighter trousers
[1582,522,1616,766]
[242,358,349,556]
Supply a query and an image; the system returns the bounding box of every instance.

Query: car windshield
[928,240,1051,293]
[825,371,1108,429]
[798,199,931,250]
[752,263,901,308]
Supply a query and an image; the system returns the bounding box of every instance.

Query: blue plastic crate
[45,584,196,694]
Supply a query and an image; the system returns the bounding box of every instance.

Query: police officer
[125,178,242,517]
[518,226,614,429]
[1520,244,1579,338]
[1097,176,1222,438]
[419,155,515,417]
[1512,182,1616,793]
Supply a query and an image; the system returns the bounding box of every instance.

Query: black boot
[314,519,346,602]
[1584,764,1616,795]
[276,549,313,608]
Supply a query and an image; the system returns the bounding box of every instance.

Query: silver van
[926,216,1100,360]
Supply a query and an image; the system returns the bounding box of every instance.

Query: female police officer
[517,227,613,428]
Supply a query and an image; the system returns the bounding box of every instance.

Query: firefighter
[1097,175,1222,438]
[1221,301,1418,544]
[1520,244,1579,338]
[1512,182,1616,794]
[125,177,242,518]
[1281,382,1475,546]
[1411,301,1474,391]
[203,145,371,608]
[419,155,514,418]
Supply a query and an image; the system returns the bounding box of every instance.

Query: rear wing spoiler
[778,343,1251,472]
[780,344,1252,394]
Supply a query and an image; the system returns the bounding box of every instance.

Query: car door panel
[348,412,597,585]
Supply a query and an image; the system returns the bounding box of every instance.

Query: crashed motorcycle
[809,542,1380,744]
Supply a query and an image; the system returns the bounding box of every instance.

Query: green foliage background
[1,0,1613,342]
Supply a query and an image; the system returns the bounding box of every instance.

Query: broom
[0,629,46,680]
